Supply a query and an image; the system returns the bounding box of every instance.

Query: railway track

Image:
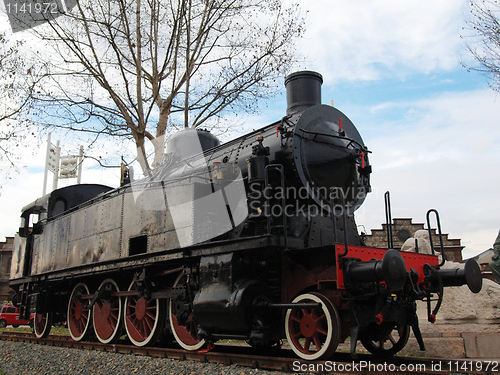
[0,331,496,374]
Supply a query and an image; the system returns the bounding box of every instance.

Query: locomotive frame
[9,71,482,360]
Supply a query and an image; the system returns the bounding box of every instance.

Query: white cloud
[292,0,469,82]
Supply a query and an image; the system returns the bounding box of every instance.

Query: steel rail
[0,331,493,375]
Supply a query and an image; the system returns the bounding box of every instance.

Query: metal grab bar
[426,209,447,267]
[384,191,394,249]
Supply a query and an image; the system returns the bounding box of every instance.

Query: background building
[0,237,14,304]
[472,249,496,282]
[362,218,465,262]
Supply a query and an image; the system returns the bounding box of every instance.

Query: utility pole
[52,140,61,192]
[42,133,60,196]
[42,133,50,196]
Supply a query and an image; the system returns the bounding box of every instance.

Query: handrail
[426,209,446,267]
[295,127,370,153]
[332,188,349,259]
[384,191,394,249]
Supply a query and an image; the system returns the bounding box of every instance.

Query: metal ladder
[264,164,288,248]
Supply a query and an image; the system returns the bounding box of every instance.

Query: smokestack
[285,71,323,116]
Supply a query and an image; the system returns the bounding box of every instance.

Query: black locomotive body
[9,71,482,359]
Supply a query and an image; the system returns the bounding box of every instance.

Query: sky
[1,0,499,259]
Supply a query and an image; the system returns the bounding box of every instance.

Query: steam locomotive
[9,71,482,360]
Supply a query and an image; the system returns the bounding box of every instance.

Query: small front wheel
[360,323,410,357]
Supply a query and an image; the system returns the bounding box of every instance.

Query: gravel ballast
[0,340,287,375]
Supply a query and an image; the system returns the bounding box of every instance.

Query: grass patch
[0,326,69,335]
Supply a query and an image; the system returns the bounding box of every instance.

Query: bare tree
[29,0,304,172]
[0,32,45,172]
[464,0,500,91]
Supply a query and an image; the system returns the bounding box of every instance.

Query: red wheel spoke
[314,313,326,322]
[304,337,312,352]
[317,327,328,336]
[313,335,323,351]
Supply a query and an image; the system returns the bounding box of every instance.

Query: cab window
[19,209,44,237]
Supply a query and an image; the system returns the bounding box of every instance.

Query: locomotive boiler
[9,71,482,360]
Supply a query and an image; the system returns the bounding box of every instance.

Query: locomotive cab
[11,184,113,282]
[18,200,47,238]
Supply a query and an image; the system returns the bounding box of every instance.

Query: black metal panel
[47,184,113,219]
[65,191,124,269]
[193,253,269,334]
[292,105,370,212]
[50,216,69,272]
[10,236,25,280]
[121,184,181,256]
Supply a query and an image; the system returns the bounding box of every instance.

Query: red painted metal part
[334,244,439,289]
[282,248,338,303]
